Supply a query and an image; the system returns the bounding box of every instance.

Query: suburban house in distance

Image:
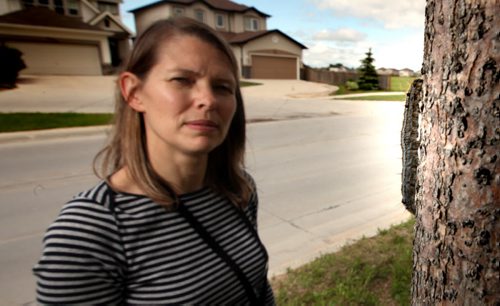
[0,0,132,75]
[130,0,307,79]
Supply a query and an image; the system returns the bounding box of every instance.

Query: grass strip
[240,81,262,87]
[390,76,416,92]
[0,82,260,133]
[339,94,406,101]
[0,112,113,133]
[331,85,384,96]
[271,218,414,306]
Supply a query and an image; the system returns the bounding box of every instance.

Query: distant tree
[329,63,344,69]
[358,48,379,90]
[0,44,26,89]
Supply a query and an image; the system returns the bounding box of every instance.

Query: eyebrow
[167,68,236,85]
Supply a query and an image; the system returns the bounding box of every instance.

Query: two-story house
[0,0,132,75]
[130,0,307,80]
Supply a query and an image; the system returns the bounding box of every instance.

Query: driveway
[0,75,338,120]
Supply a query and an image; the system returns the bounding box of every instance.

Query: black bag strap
[177,203,263,305]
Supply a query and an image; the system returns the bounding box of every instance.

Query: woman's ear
[119,72,145,112]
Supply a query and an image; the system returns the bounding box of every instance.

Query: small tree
[0,44,26,89]
[358,48,379,90]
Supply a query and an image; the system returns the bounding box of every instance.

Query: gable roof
[89,11,133,35]
[0,7,105,32]
[129,0,270,17]
[219,29,307,49]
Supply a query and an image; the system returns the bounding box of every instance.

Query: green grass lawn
[330,84,384,96]
[240,80,262,87]
[0,82,262,133]
[332,76,416,96]
[390,76,416,92]
[272,218,414,306]
[0,112,113,133]
[341,94,407,101]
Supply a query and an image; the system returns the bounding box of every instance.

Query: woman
[33,18,274,305]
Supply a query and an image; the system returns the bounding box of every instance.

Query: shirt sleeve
[33,200,126,305]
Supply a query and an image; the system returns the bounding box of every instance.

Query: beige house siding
[244,33,302,66]
[231,45,244,76]
[134,6,171,34]
[81,1,100,23]
[0,0,21,15]
[213,11,229,31]
[189,3,211,25]
[135,4,234,34]
[134,5,268,34]
[94,18,123,32]
[233,12,266,33]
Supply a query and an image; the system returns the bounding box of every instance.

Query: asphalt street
[0,77,410,305]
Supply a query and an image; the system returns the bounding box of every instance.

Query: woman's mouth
[185,120,219,132]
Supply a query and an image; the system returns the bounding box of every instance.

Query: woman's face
[123,34,237,159]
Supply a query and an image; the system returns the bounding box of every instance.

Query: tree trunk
[412,0,499,305]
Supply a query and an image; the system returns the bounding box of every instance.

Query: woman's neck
[109,154,208,196]
[150,152,208,195]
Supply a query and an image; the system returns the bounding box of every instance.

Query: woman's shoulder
[72,180,111,203]
[58,180,116,218]
[242,170,257,191]
[42,181,125,251]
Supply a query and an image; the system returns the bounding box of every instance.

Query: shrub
[345,81,359,91]
[0,45,26,89]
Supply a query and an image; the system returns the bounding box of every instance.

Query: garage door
[7,42,102,75]
[252,55,297,79]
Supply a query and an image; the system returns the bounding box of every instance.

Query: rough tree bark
[402,78,423,215]
[412,0,499,304]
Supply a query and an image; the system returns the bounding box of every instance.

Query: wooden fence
[302,67,391,90]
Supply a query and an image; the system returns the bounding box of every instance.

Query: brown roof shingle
[0,7,105,32]
[219,30,307,49]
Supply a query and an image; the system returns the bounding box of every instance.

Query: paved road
[0,99,410,305]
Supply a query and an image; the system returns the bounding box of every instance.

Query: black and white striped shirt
[33,180,275,305]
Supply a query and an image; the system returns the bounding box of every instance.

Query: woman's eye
[172,77,192,85]
[214,84,235,94]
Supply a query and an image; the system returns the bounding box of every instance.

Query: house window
[22,0,34,7]
[244,17,259,31]
[21,0,80,16]
[54,0,64,14]
[194,9,205,23]
[67,0,79,16]
[173,7,184,17]
[215,14,225,28]
[38,0,50,7]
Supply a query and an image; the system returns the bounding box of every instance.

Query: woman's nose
[194,83,217,109]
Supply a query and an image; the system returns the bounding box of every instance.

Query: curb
[0,125,111,144]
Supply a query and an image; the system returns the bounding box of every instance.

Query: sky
[120,0,426,71]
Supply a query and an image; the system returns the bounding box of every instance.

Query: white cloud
[371,32,424,71]
[311,0,425,29]
[303,42,365,68]
[303,30,424,71]
[312,28,366,42]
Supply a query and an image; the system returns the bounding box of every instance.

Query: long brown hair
[94,17,251,208]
